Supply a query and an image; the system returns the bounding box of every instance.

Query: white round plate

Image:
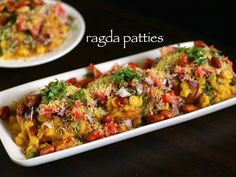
[0,0,85,68]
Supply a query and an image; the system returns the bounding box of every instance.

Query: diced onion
[86,114,93,123]
[123,119,133,129]
[43,121,54,129]
[118,87,131,97]
[145,77,154,85]
[136,84,143,95]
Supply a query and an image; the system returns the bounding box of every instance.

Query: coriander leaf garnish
[68,89,87,105]
[203,82,214,98]
[41,80,67,104]
[112,67,141,84]
[176,46,187,53]
[186,46,206,65]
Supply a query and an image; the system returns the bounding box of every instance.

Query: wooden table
[0,0,235,176]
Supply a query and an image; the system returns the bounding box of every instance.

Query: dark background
[107,0,236,48]
[0,0,236,177]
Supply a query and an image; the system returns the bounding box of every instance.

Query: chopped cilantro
[7,14,17,24]
[24,34,36,49]
[132,77,141,83]
[176,46,187,53]
[41,80,67,104]
[112,67,141,84]
[203,82,213,98]
[141,96,148,117]
[68,89,87,105]
[27,149,37,158]
[186,46,206,65]
[210,49,221,58]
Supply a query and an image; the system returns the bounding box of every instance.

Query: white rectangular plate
[1,41,236,167]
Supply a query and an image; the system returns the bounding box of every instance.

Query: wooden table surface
[0,0,235,177]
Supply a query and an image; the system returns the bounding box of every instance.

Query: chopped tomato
[178,53,189,67]
[74,101,82,107]
[0,3,6,12]
[194,40,206,48]
[15,0,30,9]
[102,114,113,124]
[86,130,104,142]
[168,90,175,96]
[71,111,86,121]
[66,77,80,87]
[77,77,95,88]
[94,92,107,101]
[6,2,15,12]
[105,122,118,136]
[89,63,102,78]
[195,67,206,77]
[30,24,42,38]
[54,3,65,17]
[30,0,44,7]
[146,71,162,88]
[42,108,53,119]
[16,21,26,31]
[142,58,154,69]
[0,15,8,26]
[210,56,221,68]
[40,145,55,156]
[128,62,137,69]
[174,67,185,75]
[113,97,126,107]
[71,102,86,121]
[66,77,78,84]
[7,0,14,3]
[15,13,27,31]
[153,78,163,88]
[162,93,177,104]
